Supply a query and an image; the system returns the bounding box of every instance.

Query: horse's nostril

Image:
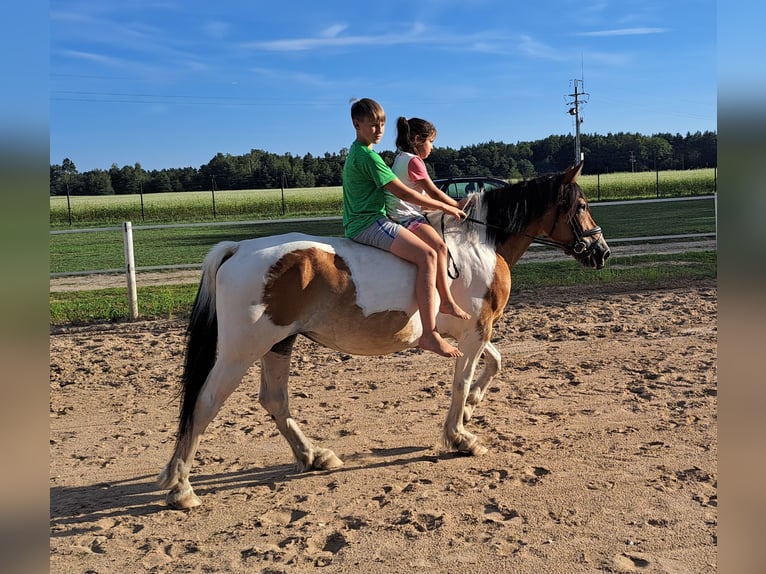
[603,250,611,261]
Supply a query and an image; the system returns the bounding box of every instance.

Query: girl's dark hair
[395,116,436,154]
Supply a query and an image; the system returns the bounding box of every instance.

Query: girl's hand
[444,205,467,220]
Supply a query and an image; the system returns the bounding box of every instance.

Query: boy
[342,98,467,358]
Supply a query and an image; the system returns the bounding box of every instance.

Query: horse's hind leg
[159,355,251,509]
[259,336,343,471]
[463,342,502,423]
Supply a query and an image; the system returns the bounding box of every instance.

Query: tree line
[50,130,716,196]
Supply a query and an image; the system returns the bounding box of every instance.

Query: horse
[158,163,610,509]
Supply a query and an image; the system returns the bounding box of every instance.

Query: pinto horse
[158,163,609,509]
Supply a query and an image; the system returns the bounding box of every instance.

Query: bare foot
[439,300,471,320]
[419,331,463,357]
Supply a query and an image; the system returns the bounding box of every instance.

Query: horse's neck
[496,234,535,268]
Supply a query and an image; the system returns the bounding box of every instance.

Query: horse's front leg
[443,337,489,456]
[463,342,502,423]
[259,338,343,472]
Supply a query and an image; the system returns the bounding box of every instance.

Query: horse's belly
[303,307,421,356]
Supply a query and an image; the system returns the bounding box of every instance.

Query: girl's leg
[411,225,470,320]
[390,228,463,358]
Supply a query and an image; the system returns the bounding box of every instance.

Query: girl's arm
[419,177,462,208]
[384,178,466,219]
[409,156,467,209]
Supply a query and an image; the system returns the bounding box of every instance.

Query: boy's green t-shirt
[342,140,396,238]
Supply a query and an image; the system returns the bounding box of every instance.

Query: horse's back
[217,233,416,315]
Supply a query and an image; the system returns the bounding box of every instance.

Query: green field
[49,197,716,274]
[49,169,716,228]
[50,187,344,228]
[579,168,716,201]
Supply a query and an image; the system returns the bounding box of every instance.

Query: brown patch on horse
[478,254,511,341]
[262,248,415,353]
[263,247,352,325]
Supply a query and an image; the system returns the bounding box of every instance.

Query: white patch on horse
[244,232,418,317]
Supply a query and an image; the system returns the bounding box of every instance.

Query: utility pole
[566,79,588,165]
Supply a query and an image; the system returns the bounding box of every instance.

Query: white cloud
[60,49,122,67]
[203,21,229,40]
[576,27,668,37]
[518,35,565,61]
[320,24,348,38]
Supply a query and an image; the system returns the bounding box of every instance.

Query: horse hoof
[462,404,476,424]
[166,487,202,510]
[453,434,488,457]
[313,449,344,470]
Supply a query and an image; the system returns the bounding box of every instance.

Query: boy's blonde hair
[350,98,386,123]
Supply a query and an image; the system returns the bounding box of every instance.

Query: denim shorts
[351,217,401,251]
[398,214,428,231]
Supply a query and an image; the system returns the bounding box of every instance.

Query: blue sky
[50,0,717,172]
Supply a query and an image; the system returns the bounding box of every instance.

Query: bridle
[461,203,602,256]
[433,189,602,279]
[523,201,603,256]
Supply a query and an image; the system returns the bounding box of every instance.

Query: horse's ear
[563,163,584,184]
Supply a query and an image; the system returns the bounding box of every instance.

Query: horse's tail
[176,241,239,448]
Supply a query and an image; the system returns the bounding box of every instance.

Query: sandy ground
[49,277,717,574]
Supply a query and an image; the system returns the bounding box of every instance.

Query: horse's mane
[478,171,581,246]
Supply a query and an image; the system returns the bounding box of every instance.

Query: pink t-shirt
[404,154,429,184]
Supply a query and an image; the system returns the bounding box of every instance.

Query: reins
[429,191,602,279]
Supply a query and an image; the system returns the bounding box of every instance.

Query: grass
[49,251,717,326]
[511,250,716,290]
[50,219,346,274]
[49,198,715,274]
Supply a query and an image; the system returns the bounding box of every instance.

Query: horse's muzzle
[578,238,610,270]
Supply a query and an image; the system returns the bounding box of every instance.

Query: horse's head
[544,164,610,269]
[467,164,610,269]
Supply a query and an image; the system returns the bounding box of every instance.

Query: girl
[385,116,471,321]
[342,99,467,358]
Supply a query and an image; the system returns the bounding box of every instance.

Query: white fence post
[122,221,139,320]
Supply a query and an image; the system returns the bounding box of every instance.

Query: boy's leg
[390,227,463,357]
[411,225,470,320]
